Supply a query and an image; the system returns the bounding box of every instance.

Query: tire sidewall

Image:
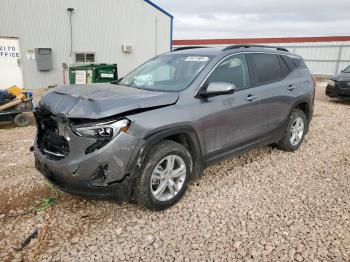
[14,113,30,127]
[137,141,192,211]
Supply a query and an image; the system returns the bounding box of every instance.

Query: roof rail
[222,44,289,52]
[172,46,210,52]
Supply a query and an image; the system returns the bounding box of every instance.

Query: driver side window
[207,54,250,90]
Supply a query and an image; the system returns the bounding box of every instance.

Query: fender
[291,97,312,116]
[292,95,313,117]
[125,125,205,181]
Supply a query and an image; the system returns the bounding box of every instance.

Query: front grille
[35,109,70,160]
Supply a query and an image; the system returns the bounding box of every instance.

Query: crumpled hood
[332,72,350,82]
[38,84,179,119]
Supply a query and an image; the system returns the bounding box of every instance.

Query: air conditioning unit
[122,44,133,53]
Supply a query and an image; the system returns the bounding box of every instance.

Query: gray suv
[34,45,315,210]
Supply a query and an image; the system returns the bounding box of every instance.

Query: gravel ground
[0,85,350,261]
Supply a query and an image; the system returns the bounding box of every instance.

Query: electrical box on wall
[122,44,133,53]
[35,48,53,71]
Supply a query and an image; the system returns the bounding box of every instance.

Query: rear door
[0,37,24,90]
[247,53,293,136]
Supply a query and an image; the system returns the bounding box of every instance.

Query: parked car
[326,65,350,99]
[34,45,315,210]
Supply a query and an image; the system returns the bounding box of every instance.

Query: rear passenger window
[207,54,250,90]
[251,53,282,85]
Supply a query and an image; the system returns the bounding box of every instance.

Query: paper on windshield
[185,56,209,62]
[133,74,154,86]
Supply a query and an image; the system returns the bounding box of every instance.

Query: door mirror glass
[199,82,236,97]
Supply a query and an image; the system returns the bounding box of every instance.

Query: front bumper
[35,156,134,201]
[34,125,140,201]
[326,83,350,99]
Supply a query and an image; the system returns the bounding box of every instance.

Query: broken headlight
[71,119,131,154]
[71,119,130,139]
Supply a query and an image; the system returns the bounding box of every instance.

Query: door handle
[288,85,296,91]
[245,95,257,102]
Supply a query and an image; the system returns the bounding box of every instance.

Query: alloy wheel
[150,155,187,202]
[290,116,305,146]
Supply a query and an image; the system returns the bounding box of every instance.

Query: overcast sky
[152,0,350,40]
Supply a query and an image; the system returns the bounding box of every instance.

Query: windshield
[344,65,350,73]
[117,54,212,92]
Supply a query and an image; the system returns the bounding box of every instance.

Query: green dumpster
[69,64,118,84]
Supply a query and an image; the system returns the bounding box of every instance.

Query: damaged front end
[34,107,140,201]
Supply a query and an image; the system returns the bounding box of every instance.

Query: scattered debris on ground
[14,229,38,252]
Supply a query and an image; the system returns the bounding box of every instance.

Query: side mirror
[198,82,236,98]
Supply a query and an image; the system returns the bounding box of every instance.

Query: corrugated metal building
[173,36,350,76]
[0,0,173,89]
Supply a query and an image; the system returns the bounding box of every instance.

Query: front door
[0,37,24,90]
[198,54,262,162]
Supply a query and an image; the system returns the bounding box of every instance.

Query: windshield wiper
[111,81,130,87]
[131,83,150,88]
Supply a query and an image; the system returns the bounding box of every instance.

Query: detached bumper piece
[326,82,350,99]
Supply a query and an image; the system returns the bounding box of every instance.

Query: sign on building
[0,37,24,90]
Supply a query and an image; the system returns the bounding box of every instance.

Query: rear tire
[13,113,30,127]
[133,140,192,211]
[277,109,308,152]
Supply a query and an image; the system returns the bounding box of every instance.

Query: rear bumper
[326,84,350,99]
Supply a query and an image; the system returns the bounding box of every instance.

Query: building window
[75,53,95,63]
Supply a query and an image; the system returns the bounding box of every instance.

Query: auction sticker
[185,56,209,62]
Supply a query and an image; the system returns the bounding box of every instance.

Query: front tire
[277,109,308,152]
[133,140,192,211]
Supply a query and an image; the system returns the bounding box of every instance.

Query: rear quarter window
[281,55,306,70]
[278,55,291,78]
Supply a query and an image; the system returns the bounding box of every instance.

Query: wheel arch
[291,98,313,130]
[293,100,311,121]
[127,125,205,181]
